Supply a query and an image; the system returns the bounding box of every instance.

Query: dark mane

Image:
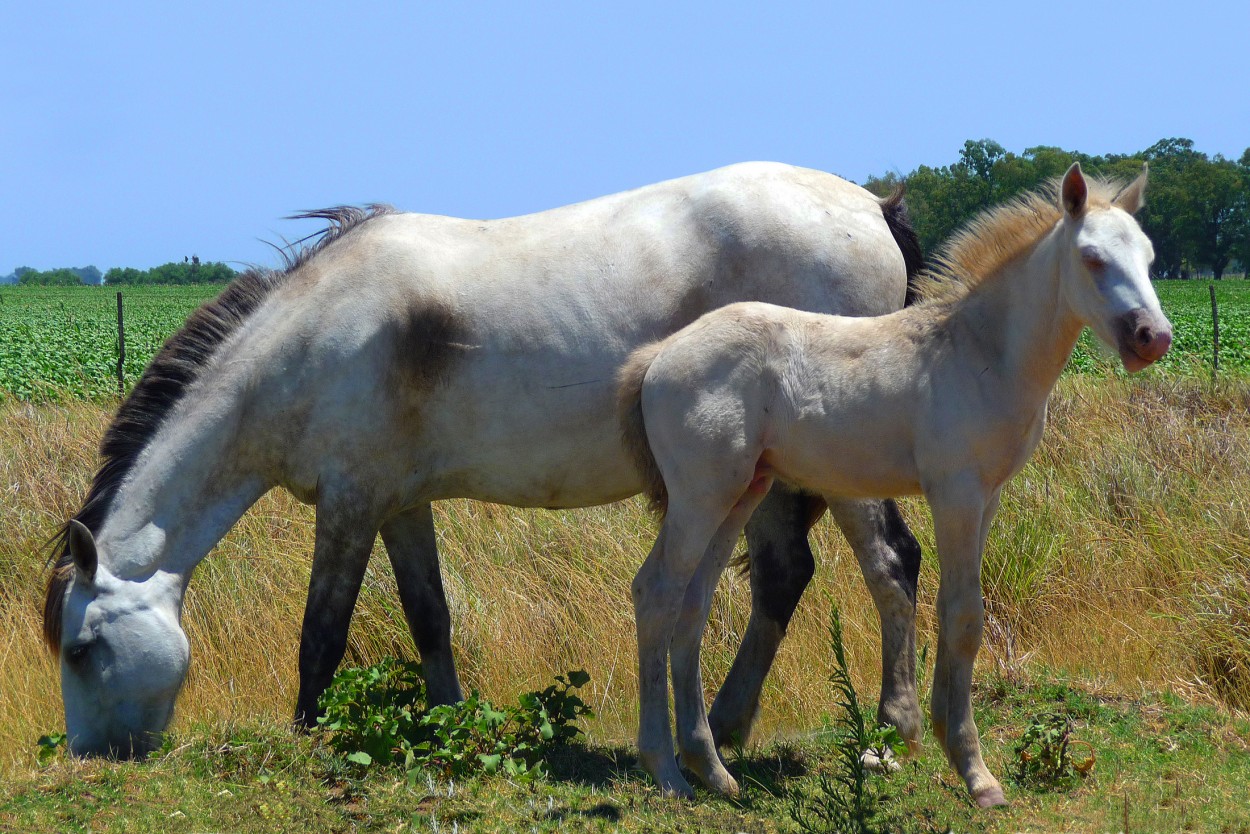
[42,204,394,650]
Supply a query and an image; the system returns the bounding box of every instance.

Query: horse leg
[633,504,728,799]
[928,483,1005,808]
[670,484,771,795]
[826,498,924,752]
[379,504,464,706]
[293,494,380,727]
[708,483,822,747]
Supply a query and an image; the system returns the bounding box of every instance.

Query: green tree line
[104,256,237,285]
[3,257,236,286]
[865,138,1250,280]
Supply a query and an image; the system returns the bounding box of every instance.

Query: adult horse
[43,162,925,757]
[618,163,1169,803]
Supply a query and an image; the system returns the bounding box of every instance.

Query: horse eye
[65,643,92,665]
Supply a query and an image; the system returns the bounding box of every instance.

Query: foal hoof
[973,784,1008,808]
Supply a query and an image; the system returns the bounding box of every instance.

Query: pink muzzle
[1116,308,1173,373]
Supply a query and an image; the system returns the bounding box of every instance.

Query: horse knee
[879,499,922,603]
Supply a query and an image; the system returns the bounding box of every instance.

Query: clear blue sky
[3,1,1247,272]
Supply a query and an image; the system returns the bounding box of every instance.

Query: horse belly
[417,381,643,508]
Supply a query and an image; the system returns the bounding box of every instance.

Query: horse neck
[948,227,1084,406]
[95,387,270,586]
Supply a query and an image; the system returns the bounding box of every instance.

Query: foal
[618,163,1170,804]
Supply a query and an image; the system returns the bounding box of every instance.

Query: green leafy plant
[316,658,592,782]
[790,605,907,834]
[1013,712,1095,789]
[35,731,67,766]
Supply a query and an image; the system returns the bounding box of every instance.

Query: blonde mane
[910,176,1127,305]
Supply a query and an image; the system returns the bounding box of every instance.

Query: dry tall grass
[2,375,1248,776]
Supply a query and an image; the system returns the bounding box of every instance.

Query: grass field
[2,281,1249,830]
[2,280,1249,401]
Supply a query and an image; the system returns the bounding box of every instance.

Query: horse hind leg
[708,483,822,748]
[826,498,925,752]
[670,478,773,796]
[379,503,464,706]
[633,491,745,799]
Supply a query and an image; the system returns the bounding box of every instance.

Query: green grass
[5,676,1248,833]
[1,279,1248,402]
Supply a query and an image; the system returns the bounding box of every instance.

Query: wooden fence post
[1209,284,1220,378]
[116,291,126,397]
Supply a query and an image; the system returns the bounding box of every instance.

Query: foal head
[1056,162,1172,372]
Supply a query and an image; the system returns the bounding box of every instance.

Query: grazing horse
[42,162,927,758]
[618,163,1170,803]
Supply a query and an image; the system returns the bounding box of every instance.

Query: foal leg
[633,506,727,798]
[379,503,464,706]
[294,491,381,726]
[928,483,1005,808]
[708,483,822,747]
[826,498,924,751]
[670,484,772,795]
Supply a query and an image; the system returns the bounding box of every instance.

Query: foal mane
[909,176,1125,305]
[41,204,394,651]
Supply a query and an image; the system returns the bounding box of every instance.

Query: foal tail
[617,341,669,517]
[879,185,926,306]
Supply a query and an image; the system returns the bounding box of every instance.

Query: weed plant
[789,605,906,834]
[317,658,592,781]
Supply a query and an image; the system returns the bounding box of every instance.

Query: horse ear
[67,519,98,582]
[1061,162,1088,218]
[1113,164,1148,214]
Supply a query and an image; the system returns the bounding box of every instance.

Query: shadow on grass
[542,739,810,798]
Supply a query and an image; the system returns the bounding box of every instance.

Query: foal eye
[1080,250,1106,271]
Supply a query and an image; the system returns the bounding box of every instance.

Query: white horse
[43,162,928,758]
[618,163,1170,804]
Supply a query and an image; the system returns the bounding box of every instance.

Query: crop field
[2,280,1248,401]
[0,285,222,400]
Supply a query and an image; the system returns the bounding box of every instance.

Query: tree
[18,268,82,285]
[1179,156,1248,279]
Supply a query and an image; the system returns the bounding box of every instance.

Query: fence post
[116,292,125,400]
[1209,284,1220,378]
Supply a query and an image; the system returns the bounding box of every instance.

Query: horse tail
[617,340,669,517]
[879,184,926,306]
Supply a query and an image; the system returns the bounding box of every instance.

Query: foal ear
[1061,162,1088,218]
[1113,163,1148,214]
[67,519,98,582]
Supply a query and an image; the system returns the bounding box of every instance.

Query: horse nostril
[1135,325,1154,347]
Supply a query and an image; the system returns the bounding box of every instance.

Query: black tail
[880,185,925,306]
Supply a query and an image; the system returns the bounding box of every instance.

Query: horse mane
[909,176,1124,305]
[42,204,394,651]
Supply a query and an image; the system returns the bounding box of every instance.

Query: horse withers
[619,163,1169,803]
[43,162,926,759]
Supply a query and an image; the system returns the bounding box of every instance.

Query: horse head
[56,520,189,758]
[1057,161,1172,372]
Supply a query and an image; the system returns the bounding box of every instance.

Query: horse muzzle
[1115,308,1172,373]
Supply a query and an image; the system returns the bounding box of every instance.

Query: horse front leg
[928,483,1005,808]
[379,503,464,706]
[708,484,822,747]
[293,492,381,727]
[827,498,924,753]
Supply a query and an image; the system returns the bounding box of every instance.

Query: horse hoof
[659,777,695,800]
[973,784,1008,808]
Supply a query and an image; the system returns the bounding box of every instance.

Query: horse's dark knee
[745,489,820,628]
[879,499,922,604]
